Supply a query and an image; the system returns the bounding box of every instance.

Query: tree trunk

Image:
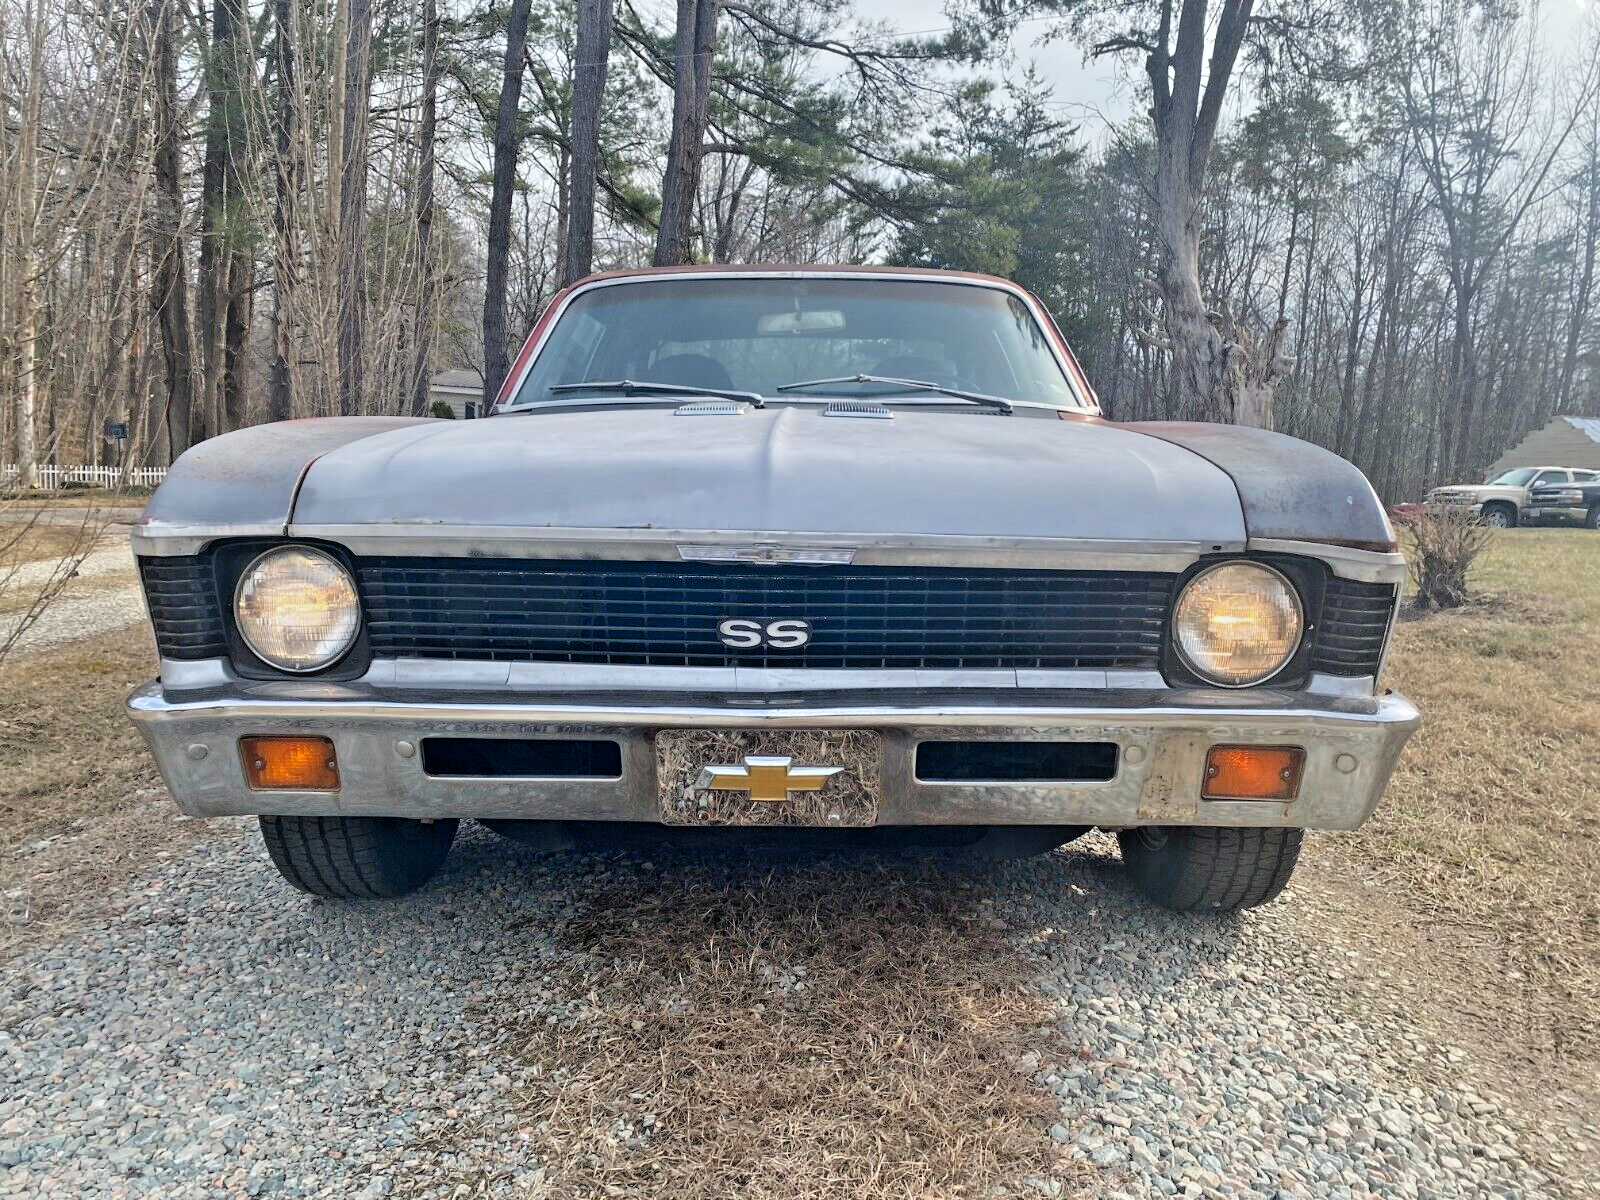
[148,0,197,459]
[1556,133,1598,417]
[653,0,719,266]
[1332,229,1367,456]
[482,0,535,405]
[268,0,298,423]
[1145,0,1282,428]
[563,0,613,285]
[410,0,440,416]
[10,0,45,487]
[336,0,373,416]
[222,251,252,429]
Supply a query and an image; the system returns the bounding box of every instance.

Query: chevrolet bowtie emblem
[694,755,845,803]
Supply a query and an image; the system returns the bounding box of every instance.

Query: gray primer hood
[290,408,1247,545]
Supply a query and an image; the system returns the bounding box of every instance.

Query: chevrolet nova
[127,266,1419,911]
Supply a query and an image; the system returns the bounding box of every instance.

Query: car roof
[567,263,1029,290]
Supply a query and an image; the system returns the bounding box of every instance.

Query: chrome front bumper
[127,681,1420,831]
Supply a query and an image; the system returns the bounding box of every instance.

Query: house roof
[431,368,483,392]
[1564,416,1600,444]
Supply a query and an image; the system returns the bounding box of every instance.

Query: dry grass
[0,489,152,508]
[1339,527,1600,1063]
[0,522,86,569]
[0,628,201,952]
[489,856,1073,1199]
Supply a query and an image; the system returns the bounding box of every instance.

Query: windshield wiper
[775,374,1013,414]
[546,379,765,407]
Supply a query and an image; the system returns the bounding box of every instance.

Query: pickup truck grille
[356,557,1176,671]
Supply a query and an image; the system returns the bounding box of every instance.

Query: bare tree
[146,0,197,457]
[482,0,535,404]
[268,0,299,423]
[336,0,373,416]
[564,0,614,283]
[654,0,719,266]
[411,0,442,416]
[1402,0,1600,476]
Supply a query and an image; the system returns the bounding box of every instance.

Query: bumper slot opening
[915,740,1118,783]
[421,737,622,779]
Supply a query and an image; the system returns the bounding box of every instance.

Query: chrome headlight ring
[1172,560,1305,688]
[233,546,362,673]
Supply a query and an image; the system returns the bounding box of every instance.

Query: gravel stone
[0,826,1589,1198]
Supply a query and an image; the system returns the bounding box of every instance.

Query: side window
[1532,470,1566,486]
[1573,471,1598,483]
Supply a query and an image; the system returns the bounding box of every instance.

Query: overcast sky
[852,0,1134,129]
[850,0,1595,141]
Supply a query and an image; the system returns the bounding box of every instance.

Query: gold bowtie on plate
[694,755,845,803]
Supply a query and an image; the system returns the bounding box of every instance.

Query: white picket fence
[2,464,167,490]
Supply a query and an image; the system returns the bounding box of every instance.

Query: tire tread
[260,815,456,898]
[1119,826,1302,912]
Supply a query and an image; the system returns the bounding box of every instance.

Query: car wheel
[260,815,458,898]
[1117,826,1302,912]
[1587,505,1600,530]
[1479,504,1515,529]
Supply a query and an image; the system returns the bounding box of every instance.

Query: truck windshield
[504,276,1083,410]
[1485,469,1537,485]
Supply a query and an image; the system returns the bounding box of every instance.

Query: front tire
[1118,826,1302,912]
[260,815,458,898]
[1479,503,1516,529]
[1586,505,1600,531]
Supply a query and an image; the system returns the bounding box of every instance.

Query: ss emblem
[717,618,812,649]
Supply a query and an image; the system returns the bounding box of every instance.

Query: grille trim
[1310,577,1396,677]
[137,549,1395,683]
[356,557,1176,671]
[139,557,228,660]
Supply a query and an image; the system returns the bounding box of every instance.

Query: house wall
[1487,421,1600,477]
[428,389,481,420]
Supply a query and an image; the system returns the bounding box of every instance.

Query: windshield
[1485,468,1537,486]
[505,277,1083,410]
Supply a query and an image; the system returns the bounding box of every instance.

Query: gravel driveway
[1,542,145,656]
[2,825,1589,1200]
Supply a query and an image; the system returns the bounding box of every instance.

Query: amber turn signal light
[240,736,340,791]
[1203,745,1304,801]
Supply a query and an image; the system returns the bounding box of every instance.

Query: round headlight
[234,547,360,672]
[1173,561,1303,686]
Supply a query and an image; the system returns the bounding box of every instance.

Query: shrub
[1408,506,1494,610]
[430,400,457,419]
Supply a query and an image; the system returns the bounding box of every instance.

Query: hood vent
[674,400,750,416]
[823,399,893,419]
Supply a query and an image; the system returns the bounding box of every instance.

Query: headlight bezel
[1168,558,1308,689]
[231,544,364,675]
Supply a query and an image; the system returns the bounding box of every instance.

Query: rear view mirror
[757,310,846,334]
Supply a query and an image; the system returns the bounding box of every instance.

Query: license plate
[656,729,882,827]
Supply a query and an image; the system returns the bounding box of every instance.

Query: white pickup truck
[1428,466,1600,528]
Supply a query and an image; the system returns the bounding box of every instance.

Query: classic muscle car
[126,266,1419,911]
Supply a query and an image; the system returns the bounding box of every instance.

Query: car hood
[289,407,1247,545]
[1428,484,1503,498]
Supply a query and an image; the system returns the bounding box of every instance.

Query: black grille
[1311,577,1396,677]
[139,557,228,660]
[356,557,1176,671]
